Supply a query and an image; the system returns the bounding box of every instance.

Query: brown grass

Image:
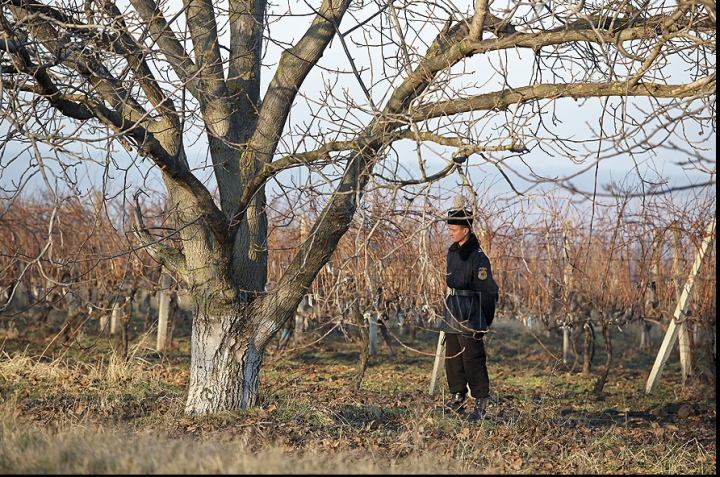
[0,317,715,474]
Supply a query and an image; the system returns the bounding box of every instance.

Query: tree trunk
[276,316,294,351]
[185,310,267,414]
[639,320,652,351]
[379,317,398,357]
[582,321,595,376]
[593,322,612,395]
[672,227,693,384]
[120,295,132,361]
[60,295,83,344]
[678,322,692,385]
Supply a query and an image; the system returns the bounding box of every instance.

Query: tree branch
[131,190,187,277]
[84,99,229,243]
[469,0,489,40]
[383,11,713,121]
[0,38,94,120]
[249,0,351,162]
[128,0,200,98]
[410,80,716,121]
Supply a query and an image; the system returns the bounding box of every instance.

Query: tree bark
[593,322,612,395]
[582,322,595,376]
[120,295,133,361]
[185,307,265,413]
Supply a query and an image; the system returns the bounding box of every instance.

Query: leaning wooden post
[562,221,573,365]
[429,331,446,395]
[645,216,715,394]
[156,272,173,352]
[672,226,692,385]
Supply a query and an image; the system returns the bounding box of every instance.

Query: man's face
[448,224,469,244]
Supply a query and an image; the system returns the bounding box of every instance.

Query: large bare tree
[0,0,714,414]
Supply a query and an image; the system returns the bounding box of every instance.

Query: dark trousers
[445,332,489,399]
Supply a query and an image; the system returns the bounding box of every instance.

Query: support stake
[645,216,715,394]
[429,331,446,395]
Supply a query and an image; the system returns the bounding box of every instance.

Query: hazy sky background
[0,0,714,219]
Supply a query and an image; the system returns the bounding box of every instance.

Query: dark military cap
[444,208,473,228]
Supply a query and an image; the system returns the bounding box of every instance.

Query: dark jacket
[442,233,499,334]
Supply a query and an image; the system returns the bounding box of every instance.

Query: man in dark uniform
[441,207,499,420]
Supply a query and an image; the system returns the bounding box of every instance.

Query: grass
[0,312,716,474]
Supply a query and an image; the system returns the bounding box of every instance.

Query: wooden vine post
[367,238,380,357]
[156,272,173,352]
[429,331,446,396]
[562,221,574,365]
[543,228,553,332]
[296,214,311,344]
[645,216,716,394]
[110,300,122,335]
[672,226,692,385]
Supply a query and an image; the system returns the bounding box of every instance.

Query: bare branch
[131,190,187,276]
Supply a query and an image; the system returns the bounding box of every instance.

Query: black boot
[447,392,466,412]
[467,397,488,421]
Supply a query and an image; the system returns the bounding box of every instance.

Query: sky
[0,0,715,219]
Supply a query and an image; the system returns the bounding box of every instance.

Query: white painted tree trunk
[156,273,173,352]
[185,313,266,414]
[646,216,715,394]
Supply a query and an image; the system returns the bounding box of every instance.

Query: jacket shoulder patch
[478,267,488,280]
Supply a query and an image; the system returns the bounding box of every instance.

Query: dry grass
[0,318,716,474]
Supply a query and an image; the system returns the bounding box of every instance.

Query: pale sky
[0,0,714,218]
